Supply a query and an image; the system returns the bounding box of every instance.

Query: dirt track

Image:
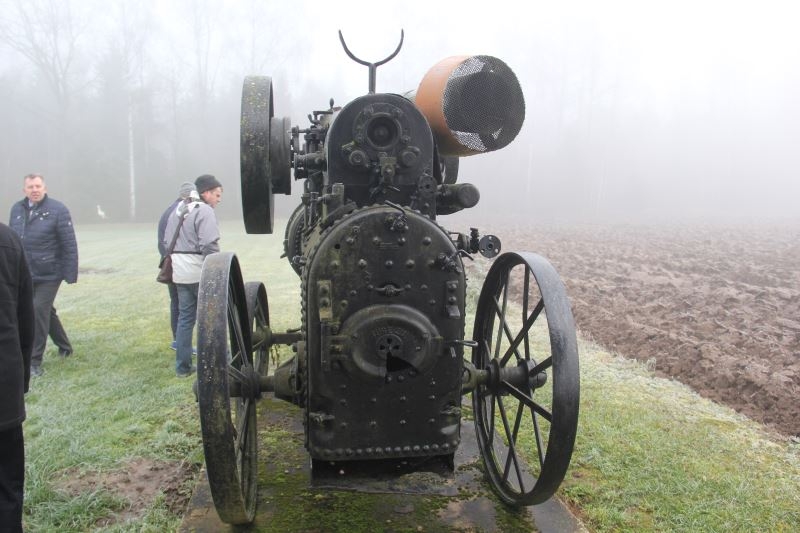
[497,222,800,437]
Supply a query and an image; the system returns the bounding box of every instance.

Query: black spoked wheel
[244,281,270,376]
[197,252,259,524]
[472,251,580,506]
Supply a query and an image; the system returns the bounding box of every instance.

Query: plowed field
[495,222,800,436]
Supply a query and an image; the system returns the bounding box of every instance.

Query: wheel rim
[472,251,580,506]
[241,75,275,234]
[244,281,270,376]
[269,115,292,195]
[197,252,259,524]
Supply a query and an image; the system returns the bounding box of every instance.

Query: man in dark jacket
[8,173,78,377]
[0,221,34,532]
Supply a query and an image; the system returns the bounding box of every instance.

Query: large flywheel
[196,252,260,524]
[240,76,292,234]
[471,252,580,506]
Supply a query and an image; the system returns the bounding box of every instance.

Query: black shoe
[58,348,72,358]
[31,365,44,377]
[176,365,197,378]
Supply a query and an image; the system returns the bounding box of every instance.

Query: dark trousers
[168,282,179,339]
[32,281,72,367]
[0,426,24,533]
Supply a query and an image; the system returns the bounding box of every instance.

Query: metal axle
[227,351,548,401]
[461,359,547,395]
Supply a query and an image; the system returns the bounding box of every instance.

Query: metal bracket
[339,29,405,94]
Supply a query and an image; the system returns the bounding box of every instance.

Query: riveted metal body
[302,205,465,460]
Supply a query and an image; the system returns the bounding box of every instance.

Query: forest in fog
[1,0,799,225]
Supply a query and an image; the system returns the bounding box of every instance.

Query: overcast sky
[216,0,800,221]
[2,0,798,223]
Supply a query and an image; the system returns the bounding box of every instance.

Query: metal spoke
[529,355,553,376]
[230,349,244,367]
[234,411,244,465]
[493,274,510,360]
[491,297,523,363]
[251,310,267,350]
[502,401,526,483]
[228,294,248,357]
[236,399,252,452]
[228,364,247,384]
[499,298,544,366]
[530,405,545,468]
[488,389,496,446]
[502,380,552,422]
[496,395,526,493]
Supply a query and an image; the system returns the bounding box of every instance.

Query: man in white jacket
[163,174,222,377]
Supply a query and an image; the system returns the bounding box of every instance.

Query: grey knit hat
[195,174,222,194]
[178,181,196,199]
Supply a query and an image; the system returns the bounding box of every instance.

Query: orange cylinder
[415,55,526,157]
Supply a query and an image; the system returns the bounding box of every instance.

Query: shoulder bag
[157,211,187,284]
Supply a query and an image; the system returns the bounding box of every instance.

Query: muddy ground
[496,221,800,437]
[56,458,198,527]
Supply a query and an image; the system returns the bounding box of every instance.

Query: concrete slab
[180,395,584,532]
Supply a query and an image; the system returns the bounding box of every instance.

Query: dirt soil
[57,458,198,526]
[497,222,800,437]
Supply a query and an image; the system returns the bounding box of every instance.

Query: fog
[1,0,798,225]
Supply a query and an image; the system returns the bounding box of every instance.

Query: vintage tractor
[195,31,580,525]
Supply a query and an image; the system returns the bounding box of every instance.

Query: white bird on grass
[96,204,107,220]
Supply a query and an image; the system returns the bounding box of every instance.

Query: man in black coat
[8,174,78,376]
[0,221,34,532]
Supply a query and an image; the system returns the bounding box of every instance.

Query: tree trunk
[128,94,136,221]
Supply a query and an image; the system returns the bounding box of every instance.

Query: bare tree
[0,0,89,118]
[104,1,150,220]
[188,0,222,115]
[0,0,92,189]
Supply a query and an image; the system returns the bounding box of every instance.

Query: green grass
[23,221,299,532]
[22,221,800,532]
[564,345,800,532]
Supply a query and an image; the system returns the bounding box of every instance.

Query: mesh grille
[441,56,525,153]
